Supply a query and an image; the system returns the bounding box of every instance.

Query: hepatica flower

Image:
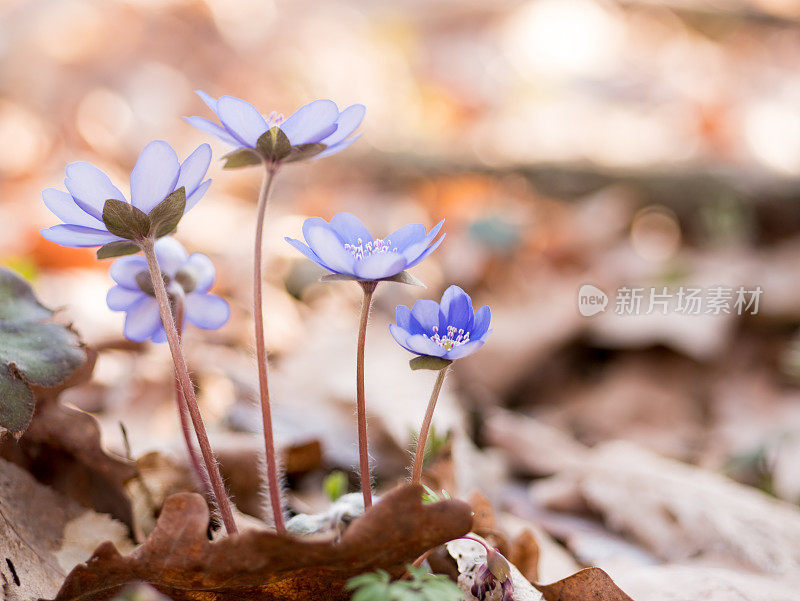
[471,549,515,601]
[185,91,365,167]
[391,285,491,361]
[107,238,229,342]
[41,141,212,258]
[284,212,444,282]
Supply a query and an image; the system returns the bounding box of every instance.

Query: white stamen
[344,237,393,260]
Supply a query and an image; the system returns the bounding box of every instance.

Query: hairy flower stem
[253,163,285,533]
[411,367,449,485]
[356,281,377,509]
[140,238,238,535]
[170,290,212,497]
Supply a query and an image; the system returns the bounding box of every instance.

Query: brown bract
[534,567,634,601]
[52,484,472,601]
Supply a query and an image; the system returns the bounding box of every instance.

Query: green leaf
[222,148,262,169]
[0,321,84,386]
[97,240,141,260]
[256,126,292,162]
[346,566,462,601]
[0,268,50,321]
[148,187,186,238]
[345,570,390,591]
[0,364,35,434]
[323,470,348,502]
[102,199,150,240]
[0,267,86,435]
[409,356,452,371]
[284,142,326,163]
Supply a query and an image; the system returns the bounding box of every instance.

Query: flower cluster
[40,87,493,544]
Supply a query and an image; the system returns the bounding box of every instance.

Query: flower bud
[487,548,511,582]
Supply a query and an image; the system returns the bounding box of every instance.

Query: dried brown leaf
[0,459,131,601]
[570,442,800,574]
[52,484,472,601]
[534,567,634,601]
[0,350,137,528]
[508,529,540,584]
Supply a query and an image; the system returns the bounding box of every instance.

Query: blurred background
[2,0,800,576]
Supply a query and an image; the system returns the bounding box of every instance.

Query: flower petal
[184,179,211,214]
[42,188,104,228]
[354,253,406,280]
[154,237,188,277]
[471,305,491,339]
[107,286,144,311]
[130,140,180,213]
[40,225,122,247]
[304,224,355,274]
[110,255,148,288]
[444,340,485,360]
[329,212,372,245]
[405,233,445,269]
[395,304,413,330]
[216,96,268,147]
[405,334,447,357]
[185,253,215,293]
[410,299,444,334]
[183,116,241,147]
[396,304,427,335]
[402,220,444,264]
[64,162,126,220]
[302,216,339,243]
[123,296,162,342]
[177,144,212,197]
[151,327,168,344]
[280,99,340,145]
[185,293,230,330]
[285,237,325,267]
[320,104,365,147]
[389,323,415,353]
[385,223,426,253]
[315,132,362,159]
[195,90,219,113]
[440,285,474,331]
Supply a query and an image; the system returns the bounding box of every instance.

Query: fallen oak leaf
[533,567,634,601]
[51,484,472,601]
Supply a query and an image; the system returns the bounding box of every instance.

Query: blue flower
[284,212,444,281]
[185,91,365,161]
[41,141,212,248]
[106,238,229,343]
[390,285,491,360]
